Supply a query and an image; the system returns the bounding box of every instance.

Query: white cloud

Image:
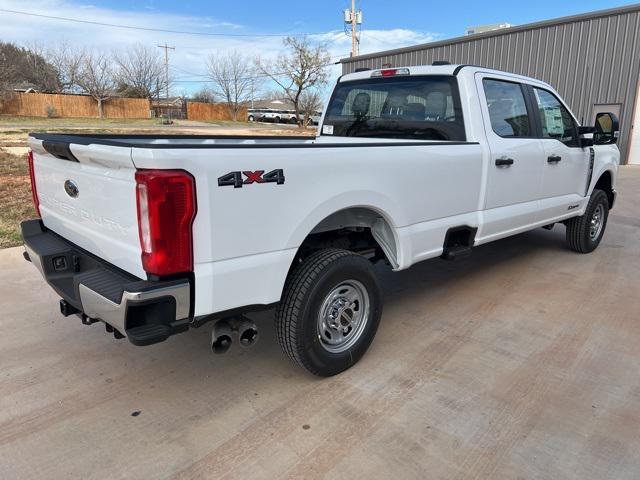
[0,1,439,97]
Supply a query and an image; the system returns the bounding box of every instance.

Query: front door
[476,74,545,240]
[531,87,590,221]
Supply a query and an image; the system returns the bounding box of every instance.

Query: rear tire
[566,189,609,253]
[275,249,383,377]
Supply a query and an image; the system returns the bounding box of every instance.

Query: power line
[169,54,347,84]
[0,8,326,38]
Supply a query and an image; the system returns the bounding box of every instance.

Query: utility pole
[250,77,255,109]
[157,43,175,121]
[344,0,362,57]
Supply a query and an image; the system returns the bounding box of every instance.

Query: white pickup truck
[23,64,619,376]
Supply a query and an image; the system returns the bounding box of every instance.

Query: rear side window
[323,75,465,141]
[533,88,578,146]
[483,79,531,137]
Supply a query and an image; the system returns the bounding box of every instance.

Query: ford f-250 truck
[22,64,620,376]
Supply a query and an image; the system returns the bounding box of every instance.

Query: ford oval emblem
[64,180,79,198]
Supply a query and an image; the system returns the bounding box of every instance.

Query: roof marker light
[371,68,410,78]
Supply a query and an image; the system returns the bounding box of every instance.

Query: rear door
[530,86,590,220]
[29,138,145,278]
[475,74,545,239]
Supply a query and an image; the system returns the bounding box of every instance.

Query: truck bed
[31,133,474,150]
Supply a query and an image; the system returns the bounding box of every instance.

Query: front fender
[588,144,619,196]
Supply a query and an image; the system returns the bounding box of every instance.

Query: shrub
[45,104,58,118]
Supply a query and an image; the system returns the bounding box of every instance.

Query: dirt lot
[0,117,314,247]
[1,166,639,479]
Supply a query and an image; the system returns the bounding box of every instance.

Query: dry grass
[0,121,314,248]
[0,150,34,248]
[0,116,161,127]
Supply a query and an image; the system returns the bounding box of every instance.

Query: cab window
[533,88,578,146]
[323,75,465,141]
[483,79,531,137]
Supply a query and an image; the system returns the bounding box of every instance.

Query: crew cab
[22,64,620,376]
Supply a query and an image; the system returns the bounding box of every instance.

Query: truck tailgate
[29,139,145,279]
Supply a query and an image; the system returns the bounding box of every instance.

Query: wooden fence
[187,102,246,121]
[0,92,151,119]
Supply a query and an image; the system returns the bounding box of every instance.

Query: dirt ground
[1,166,639,479]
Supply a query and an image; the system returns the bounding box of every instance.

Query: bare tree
[191,86,217,103]
[0,41,60,93]
[207,51,253,121]
[48,41,85,93]
[299,90,323,126]
[77,52,115,118]
[256,36,330,128]
[0,43,18,101]
[113,44,164,99]
[24,41,61,92]
[261,90,287,101]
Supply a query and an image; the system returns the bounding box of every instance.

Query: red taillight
[381,69,398,77]
[27,151,41,217]
[135,170,196,277]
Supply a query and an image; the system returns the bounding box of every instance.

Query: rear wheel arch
[291,207,400,271]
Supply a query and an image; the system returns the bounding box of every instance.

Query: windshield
[323,75,466,141]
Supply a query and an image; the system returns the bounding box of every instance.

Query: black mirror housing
[593,112,620,145]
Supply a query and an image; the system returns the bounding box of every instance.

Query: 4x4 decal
[218,169,285,188]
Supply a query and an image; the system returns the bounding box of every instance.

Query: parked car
[308,111,322,126]
[22,64,619,376]
[279,110,300,124]
[257,109,282,123]
[247,109,268,122]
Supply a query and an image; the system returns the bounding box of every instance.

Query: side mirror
[593,112,619,145]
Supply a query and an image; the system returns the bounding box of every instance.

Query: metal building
[341,4,640,164]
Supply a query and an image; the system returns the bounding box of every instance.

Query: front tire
[566,189,609,253]
[275,249,383,376]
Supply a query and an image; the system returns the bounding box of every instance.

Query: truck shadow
[160,226,570,380]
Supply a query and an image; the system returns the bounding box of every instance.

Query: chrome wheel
[317,280,370,353]
[589,203,605,240]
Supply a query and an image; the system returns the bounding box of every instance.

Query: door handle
[495,157,514,167]
[547,155,562,164]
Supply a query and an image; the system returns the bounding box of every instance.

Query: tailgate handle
[547,155,562,164]
[42,140,79,162]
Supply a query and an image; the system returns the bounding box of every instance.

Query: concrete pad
[1,167,640,479]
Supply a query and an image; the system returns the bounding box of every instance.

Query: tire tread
[566,189,608,253]
[275,248,355,375]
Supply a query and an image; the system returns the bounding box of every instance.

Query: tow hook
[211,315,259,354]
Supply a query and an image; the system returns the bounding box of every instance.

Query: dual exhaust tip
[211,316,259,354]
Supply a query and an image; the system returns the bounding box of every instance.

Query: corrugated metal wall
[342,7,640,163]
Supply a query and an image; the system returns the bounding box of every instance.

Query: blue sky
[49,0,638,38]
[0,0,637,97]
